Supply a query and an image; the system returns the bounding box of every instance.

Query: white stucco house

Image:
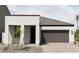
[0,5,75,46]
[2,15,74,45]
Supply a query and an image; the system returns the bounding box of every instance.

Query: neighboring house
[1,6,74,45]
[0,5,10,43]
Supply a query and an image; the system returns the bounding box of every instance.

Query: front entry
[9,25,36,45]
[30,26,35,44]
[24,26,36,44]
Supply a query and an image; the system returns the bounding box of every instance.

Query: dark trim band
[40,25,74,26]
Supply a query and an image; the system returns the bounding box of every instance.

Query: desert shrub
[75,30,79,42]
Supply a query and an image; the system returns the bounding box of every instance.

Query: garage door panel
[42,30,69,43]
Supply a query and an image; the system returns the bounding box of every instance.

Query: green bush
[15,26,20,38]
[75,30,79,42]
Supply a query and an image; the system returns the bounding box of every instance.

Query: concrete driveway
[41,43,79,53]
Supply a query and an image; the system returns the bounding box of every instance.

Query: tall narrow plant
[76,15,79,30]
[15,26,20,38]
[75,15,79,43]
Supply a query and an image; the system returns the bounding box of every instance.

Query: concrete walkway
[41,43,79,53]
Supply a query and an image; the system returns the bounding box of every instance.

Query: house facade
[0,5,74,45]
[2,15,74,45]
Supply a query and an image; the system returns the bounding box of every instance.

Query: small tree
[76,15,79,30]
[74,15,79,43]
[75,30,79,42]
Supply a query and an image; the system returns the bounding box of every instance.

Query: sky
[7,5,79,26]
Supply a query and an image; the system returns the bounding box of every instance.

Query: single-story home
[0,5,74,45]
[2,15,74,45]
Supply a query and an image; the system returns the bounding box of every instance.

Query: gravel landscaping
[0,44,42,53]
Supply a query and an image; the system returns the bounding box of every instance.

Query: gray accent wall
[0,5,10,42]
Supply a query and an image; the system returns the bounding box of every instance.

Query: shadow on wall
[40,33,47,45]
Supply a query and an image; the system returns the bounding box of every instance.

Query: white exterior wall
[20,25,24,45]
[3,16,40,45]
[8,26,15,44]
[41,26,74,43]
[5,16,39,25]
[36,24,40,45]
[2,32,6,44]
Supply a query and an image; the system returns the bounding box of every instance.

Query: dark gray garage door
[42,30,69,43]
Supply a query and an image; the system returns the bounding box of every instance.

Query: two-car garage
[41,30,69,43]
[40,17,74,44]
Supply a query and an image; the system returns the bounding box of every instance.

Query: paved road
[41,43,79,53]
